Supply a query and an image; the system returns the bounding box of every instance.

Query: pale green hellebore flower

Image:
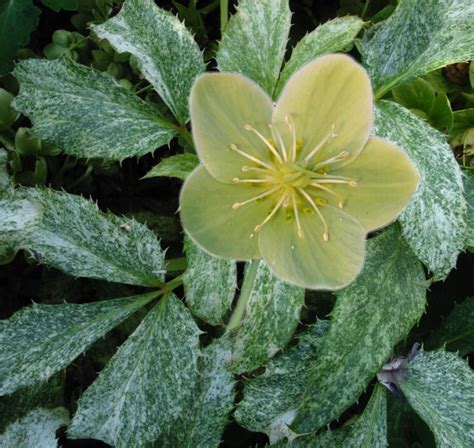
[180,54,419,290]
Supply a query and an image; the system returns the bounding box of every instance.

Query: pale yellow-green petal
[273,54,373,168]
[257,205,366,290]
[190,72,274,183]
[332,137,420,232]
[180,165,278,260]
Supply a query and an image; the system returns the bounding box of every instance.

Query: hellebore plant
[180,54,420,289]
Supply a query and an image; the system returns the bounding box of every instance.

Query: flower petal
[190,72,274,183]
[180,165,277,260]
[257,205,366,290]
[273,54,373,168]
[331,137,420,232]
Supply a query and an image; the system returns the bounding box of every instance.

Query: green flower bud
[52,29,74,47]
[44,43,68,60]
[0,89,18,130]
[15,128,42,156]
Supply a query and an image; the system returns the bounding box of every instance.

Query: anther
[244,124,283,163]
[254,194,286,232]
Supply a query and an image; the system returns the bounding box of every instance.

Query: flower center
[230,116,357,241]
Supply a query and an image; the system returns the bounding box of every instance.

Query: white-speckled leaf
[0,407,69,448]
[360,0,474,96]
[272,385,387,447]
[0,292,156,396]
[13,59,176,161]
[92,0,205,122]
[275,16,364,96]
[293,226,426,434]
[183,236,237,326]
[375,101,466,280]
[400,350,474,448]
[143,153,199,180]
[0,199,41,232]
[426,297,474,356]
[0,149,13,196]
[158,338,236,448]
[11,188,166,286]
[230,260,305,373]
[68,294,201,447]
[465,170,474,247]
[235,321,329,443]
[216,0,291,96]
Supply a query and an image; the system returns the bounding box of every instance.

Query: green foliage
[400,350,474,447]
[375,101,466,279]
[0,0,40,75]
[13,59,177,161]
[0,292,157,395]
[217,0,291,96]
[68,294,201,447]
[293,226,426,433]
[143,153,199,180]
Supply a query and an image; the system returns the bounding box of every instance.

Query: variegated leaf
[217,0,291,96]
[183,236,237,326]
[68,294,201,447]
[13,59,176,160]
[235,321,329,443]
[92,0,205,122]
[158,338,236,448]
[276,16,364,96]
[375,101,466,280]
[0,292,157,395]
[229,260,305,373]
[0,408,69,448]
[465,170,474,248]
[361,0,474,97]
[293,226,426,433]
[11,188,166,286]
[0,199,41,232]
[400,350,474,448]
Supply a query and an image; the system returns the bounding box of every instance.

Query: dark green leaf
[143,153,199,181]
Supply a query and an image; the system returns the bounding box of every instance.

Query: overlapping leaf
[375,101,466,279]
[92,0,205,122]
[143,153,199,180]
[183,236,237,326]
[400,350,474,447]
[276,16,364,96]
[0,292,157,395]
[229,261,305,373]
[217,0,291,96]
[361,0,474,96]
[13,59,176,160]
[68,294,201,447]
[293,226,426,433]
[9,188,166,286]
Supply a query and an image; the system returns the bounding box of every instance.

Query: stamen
[254,193,286,232]
[309,183,345,208]
[315,178,357,187]
[232,177,274,184]
[298,188,329,241]
[244,125,283,164]
[291,190,304,238]
[232,186,280,209]
[311,151,350,171]
[303,124,337,164]
[285,115,297,162]
[242,165,273,174]
[230,144,275,171]
[269,124,288,162]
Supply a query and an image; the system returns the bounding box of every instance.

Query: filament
[254,193,287,232]
[308,183,345,208]
[298,188,329,241]
[311,151,349,171]
[232,186,281,209]
[244,125,283,163]
[269,124,288,162]
[232,177,274,184]
[230,144,275,171]
[291,190,304,238]
[303,124,337,164]
[285,115,297,162]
